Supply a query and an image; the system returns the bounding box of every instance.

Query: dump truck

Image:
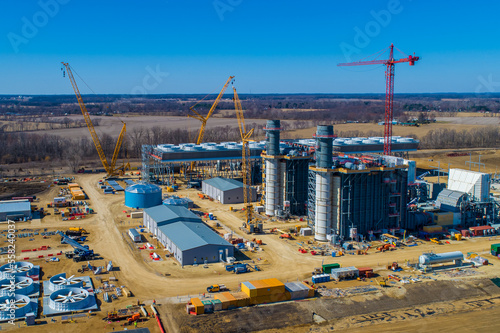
[206,284,228,293]
[378,278,388,287]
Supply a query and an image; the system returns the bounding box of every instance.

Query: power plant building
[262,120,310,216]
[143,205,233,266]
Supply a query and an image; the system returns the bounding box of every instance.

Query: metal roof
[158,221,232,251]
[125,182,161,194]
[143,205,200,225]
[203,177,244,192]
[0,200,31,213]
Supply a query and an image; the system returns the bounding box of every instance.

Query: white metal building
[143,205,234,266]
[128,228,141,242]
[0,200,31,222]
[202,177,257,204]
[447,169,490,202]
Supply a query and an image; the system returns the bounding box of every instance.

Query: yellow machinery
[188,76,235,170]
[233,87,254,226]
[61,62,129,177]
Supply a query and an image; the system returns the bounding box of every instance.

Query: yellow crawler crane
[61,62,129,177]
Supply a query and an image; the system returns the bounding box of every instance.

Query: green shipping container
[491,243,500,251]
[322,263,340,274]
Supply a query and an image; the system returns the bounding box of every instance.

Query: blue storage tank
[125,183,162,209]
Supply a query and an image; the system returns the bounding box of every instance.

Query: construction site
[2,48,500,333]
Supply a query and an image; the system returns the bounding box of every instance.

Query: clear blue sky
[1,0,499,94]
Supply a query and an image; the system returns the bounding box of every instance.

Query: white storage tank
[419,251,463,266]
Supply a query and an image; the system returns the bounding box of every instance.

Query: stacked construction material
[68,183,86,200]
[284,282,315,300]
[241,278,287,305]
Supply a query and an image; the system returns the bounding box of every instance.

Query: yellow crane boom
[61,62,127,177]
[233,87,254,223]
[188,76,235,145]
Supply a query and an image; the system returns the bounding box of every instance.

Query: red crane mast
[338,44,420,155]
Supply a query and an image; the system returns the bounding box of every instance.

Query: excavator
[61,62,129,177]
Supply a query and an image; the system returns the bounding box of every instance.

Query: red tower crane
[338,44,420,155]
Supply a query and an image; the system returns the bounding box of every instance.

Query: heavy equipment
[61,62,129,177]
[377,244,393,252]
[233,87,255,230]
[57,230,94,262]
[188,76,235,170]
[68,227,88,234]
[338,44,420,155]
[388,262,401,272]
[206,284,228,293]
[378,278,388,287]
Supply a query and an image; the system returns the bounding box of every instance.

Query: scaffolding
[307,168,317,227]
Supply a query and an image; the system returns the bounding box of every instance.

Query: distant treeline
[2,93,500,123]
[1,125,500,168]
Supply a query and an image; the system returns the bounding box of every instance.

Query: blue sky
[1,0,499,94]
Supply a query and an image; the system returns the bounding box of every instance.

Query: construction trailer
[128,228,141,242]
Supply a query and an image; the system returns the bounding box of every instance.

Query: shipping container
[190,298,204,315]
[211,299,223,311]
[322,263,340,273]
[231,292,250,307]
[491,243,500,252]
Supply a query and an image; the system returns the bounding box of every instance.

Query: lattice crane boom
[62,62,127,177]
[337,44,419,155]
[188,76,235,145]
[233,87,253,224]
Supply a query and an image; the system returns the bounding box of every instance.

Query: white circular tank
[315,172,331,242]
[265,159,281,216]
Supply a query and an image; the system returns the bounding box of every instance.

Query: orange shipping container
[68,183,80,189]
[220,292,237,307]
[231,292,250,307]
[190,297,204,315]
[214,294,230,310]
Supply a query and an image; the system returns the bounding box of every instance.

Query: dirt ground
[1,172,500,332]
